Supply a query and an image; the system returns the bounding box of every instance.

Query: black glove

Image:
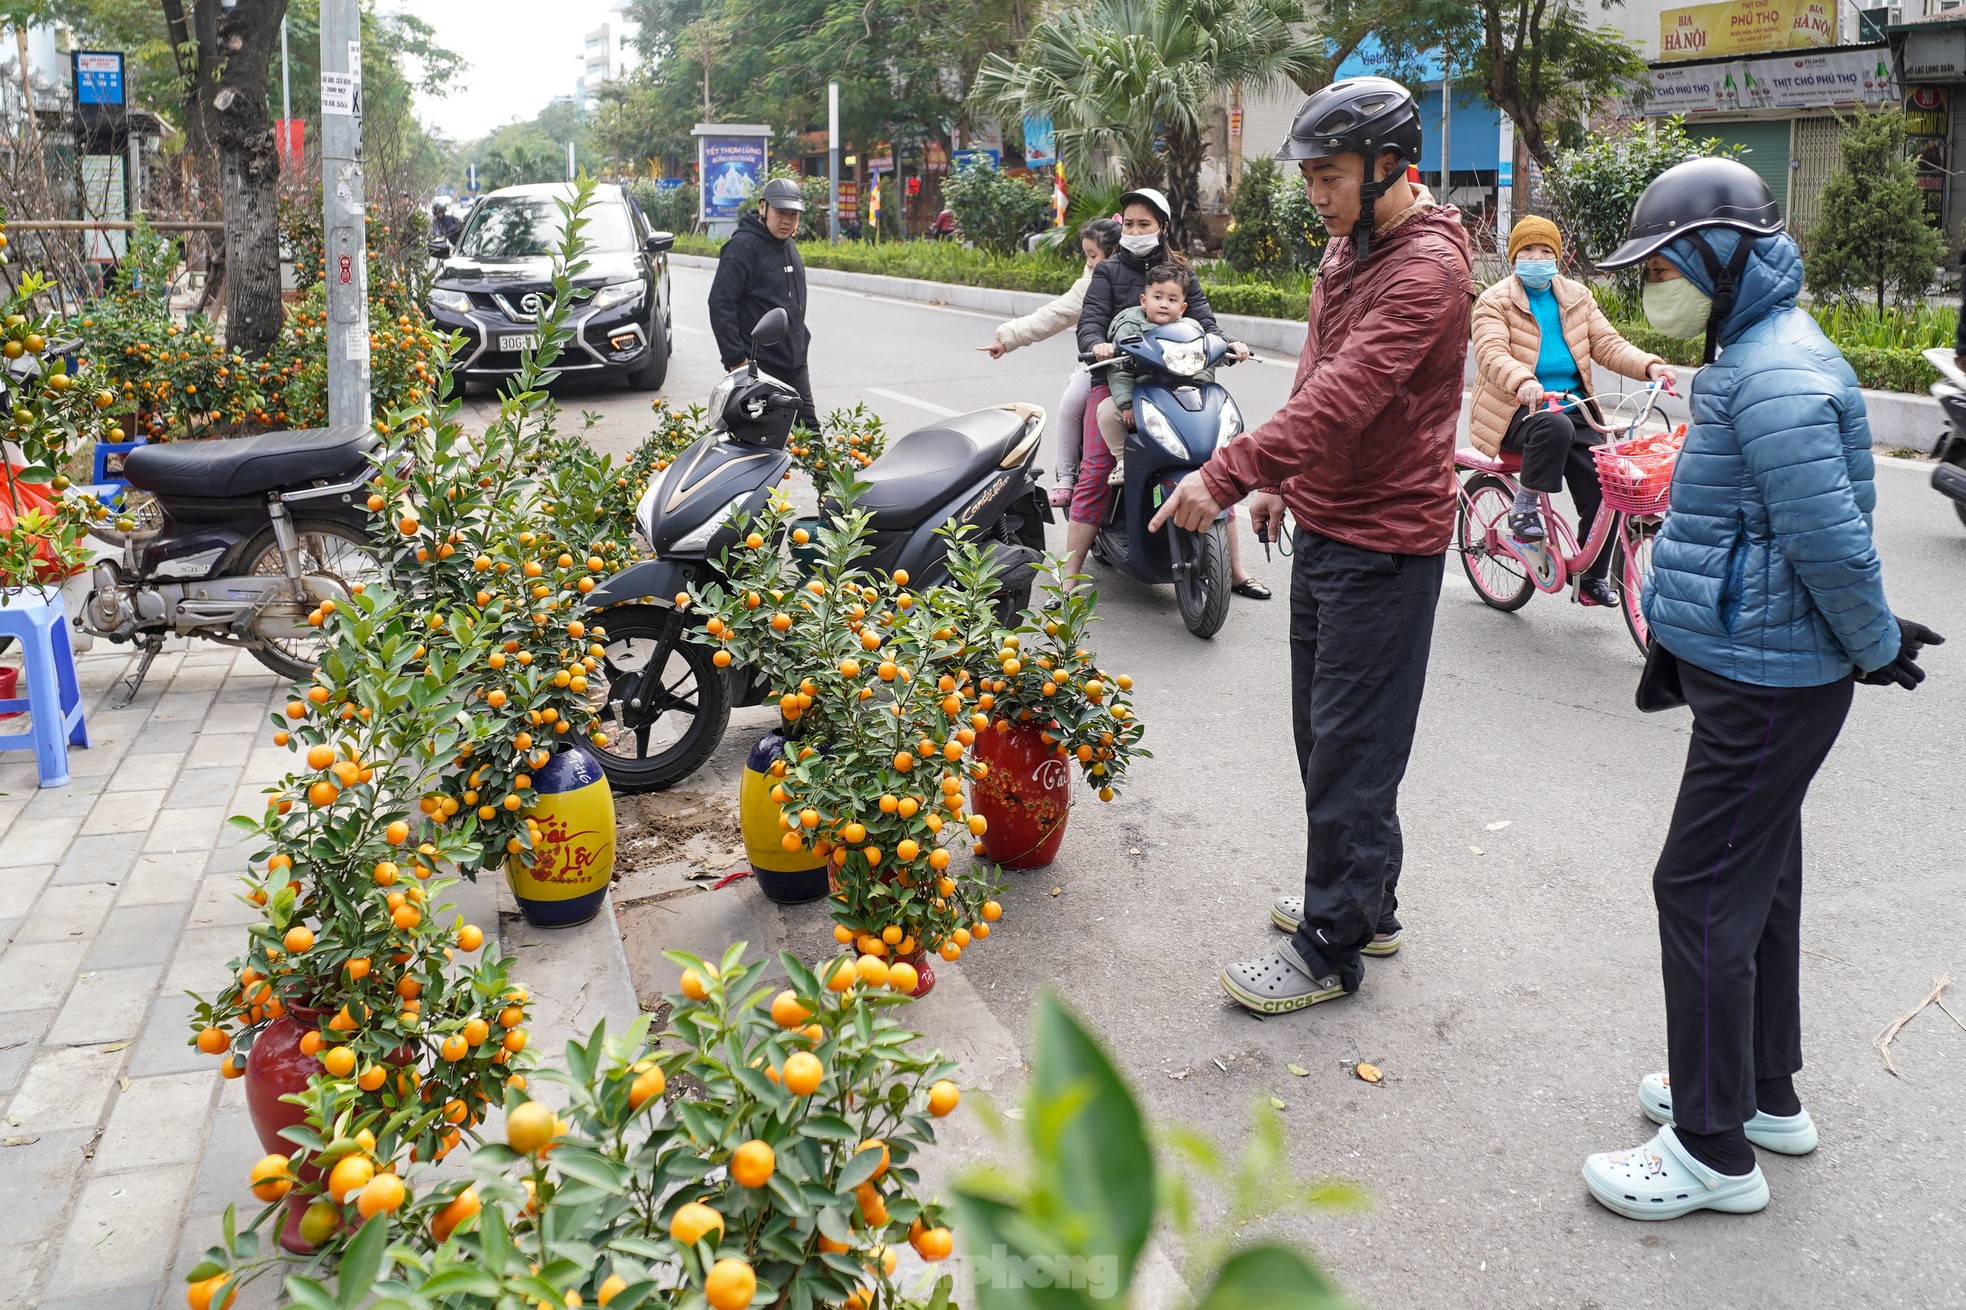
[1856,618,1945,689]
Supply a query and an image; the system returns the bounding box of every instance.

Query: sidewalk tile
[186,874,259,929]
[0,863,55,920]
[0,814,81,868]
[126,993,209,1078]
[169,767,243,809]
[242,746,293,785]
[39,1290,167,1310]
[191,1106,264,1211]
[0,940,87,1013]
[80,787,166,836]
[62,742,123,778]
[46,964,165,1046]
[162,924,240,994]
[15,883,116,944]
[120,852,206,908]
[199,699,272,735]
[49,1164,197,1294]
[52,832,147,887]
[18,776,110,821]
[150,690,217,723]
[129,720,202,756]
[187,733,257,771]
[95,1070,217,1167]
[4,1043,124,1131]
[0,1008,55,1094]
[0,1128,92,1246]
[111,751,191,792]
[0,797,25,841]
[145,806,230,855]
[83,902,190,970]
[171,1213,287,1310]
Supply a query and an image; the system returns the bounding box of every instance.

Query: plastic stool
[0,589,90,787]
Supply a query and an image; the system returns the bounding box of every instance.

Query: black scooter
[1923,348,1966,529]
[586,309,1052,792]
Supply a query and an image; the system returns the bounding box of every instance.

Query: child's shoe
[1107,457,1126,486]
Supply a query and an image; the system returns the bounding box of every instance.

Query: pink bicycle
[1453,382,1685,655]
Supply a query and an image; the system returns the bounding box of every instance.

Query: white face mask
[1643,277,1714,339]
[1119,233,1161,256]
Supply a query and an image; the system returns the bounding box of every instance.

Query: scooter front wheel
[585,604,731,793]
[1174,519,1231,638]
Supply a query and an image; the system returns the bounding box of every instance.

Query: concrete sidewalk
[0,636,638,1310]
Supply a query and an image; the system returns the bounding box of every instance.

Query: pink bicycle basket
[1593,424,1686,517]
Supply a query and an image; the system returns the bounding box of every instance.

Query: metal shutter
[1788,115,1842,243]
[1704,119,1793,218]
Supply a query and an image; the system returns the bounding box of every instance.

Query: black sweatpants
[786,363,821,434]
[1653,659,1854,1139]
[1502,405,1610,581]
[1288,530,1445,991]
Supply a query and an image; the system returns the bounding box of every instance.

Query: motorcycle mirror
[752,307,790,349]
[427,238,451,259]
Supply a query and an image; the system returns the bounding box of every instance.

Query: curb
[670,252,1945,451]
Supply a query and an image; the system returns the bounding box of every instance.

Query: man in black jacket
[709,178,818,430]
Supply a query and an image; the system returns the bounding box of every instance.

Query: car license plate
[498,333,539,352]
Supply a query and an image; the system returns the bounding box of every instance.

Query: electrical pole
[280,17,292,157]
[828,82,841,243]
[320,0,371,428]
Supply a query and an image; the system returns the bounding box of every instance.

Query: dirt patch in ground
[613,789,746,886]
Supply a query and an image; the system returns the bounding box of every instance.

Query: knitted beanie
[1507,215,1563,265]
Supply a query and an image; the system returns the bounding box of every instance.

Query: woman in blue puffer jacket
[1581,158,1943,1222]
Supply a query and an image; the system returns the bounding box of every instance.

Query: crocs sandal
[1048,486,1074,507]
[1269,896,1401,956]
[1220,944,1347,1015]
[1637,1073,1818,1155]
[1582,1127,1769,1221]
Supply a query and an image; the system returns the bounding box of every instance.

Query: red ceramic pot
[971,721,1072,869]
[245,1003,333,1254]
[902,946,936,999]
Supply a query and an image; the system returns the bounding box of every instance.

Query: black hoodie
[1076,239,1220,353]
[708,209,811,375]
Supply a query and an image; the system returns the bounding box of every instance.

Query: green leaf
[551,1148,628,1193]
[1286,1063,1310,1077]
[417,1267,503,1296]
[1189,1242,1346,1310]
[798,1114,859,1142]
[335,1216,389,1308]
[281,1277,339,1310]
[1269,1097,1286,1110]
[948,1187,1099,1310]
[1028,992,1154,1284]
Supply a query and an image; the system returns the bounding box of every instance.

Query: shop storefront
[1890,18,1966,233]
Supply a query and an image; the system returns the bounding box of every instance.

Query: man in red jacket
[1152,77,1474,1013]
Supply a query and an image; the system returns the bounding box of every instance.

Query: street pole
[280,17,292,160]
[1439,53,1451,207]
[828,81,840,244]
[320,0,371,429]
[567,139,575,181]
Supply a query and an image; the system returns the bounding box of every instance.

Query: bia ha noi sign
[1661,0,1834,61]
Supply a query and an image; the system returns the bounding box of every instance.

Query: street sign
[73,52,125,106]
[466,162,479,195]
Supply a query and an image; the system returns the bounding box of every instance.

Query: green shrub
[1272,174,1329,273]
[1202,281,1306,320]
[630,181,700,235]
[1224,158,1289,276]
[1611,322,1706,369]
[940,160,1052,256]
[1613,321,1938,392]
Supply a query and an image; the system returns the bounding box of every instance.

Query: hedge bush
[1613,321,1937,393]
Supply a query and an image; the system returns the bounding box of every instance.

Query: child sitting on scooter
[1093,264,1226,485]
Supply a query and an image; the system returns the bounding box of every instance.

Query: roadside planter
[507,742,618,927]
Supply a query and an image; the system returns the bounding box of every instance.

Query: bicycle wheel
[1456,473,1533,611]
[1617,519,1658,655]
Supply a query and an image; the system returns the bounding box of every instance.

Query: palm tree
[973,0,1322,248]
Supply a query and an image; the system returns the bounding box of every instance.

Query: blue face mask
[1515,258,1558,290]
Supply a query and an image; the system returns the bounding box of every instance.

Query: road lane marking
[810,285,1004,322]
[867,387,962,418]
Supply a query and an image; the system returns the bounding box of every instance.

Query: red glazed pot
[971,721,1072,869]
[245,1003,333,1254]
[901,946,936,999]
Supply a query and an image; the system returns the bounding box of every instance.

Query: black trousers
[1502,406,1611,581]
[1288,530,1445,991]
[1654,660,1853,1137]
[786,364,820,434]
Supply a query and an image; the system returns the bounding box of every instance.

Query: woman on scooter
[1064,189,1265,598]
[1468,215,1674,608]
[977,218,1121,505]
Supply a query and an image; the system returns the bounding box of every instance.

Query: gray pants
[1051,366,1091,486]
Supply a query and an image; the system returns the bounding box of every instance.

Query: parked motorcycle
[584,308,1052,793]
[1922,348,1966,529]
[1079,320,1246,638]
[77,427,385,703]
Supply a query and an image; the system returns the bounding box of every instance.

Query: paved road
[493,265,1966,1309]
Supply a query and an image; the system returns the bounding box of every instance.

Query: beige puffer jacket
[1467,273,1663,457]
[993,267,1093,352]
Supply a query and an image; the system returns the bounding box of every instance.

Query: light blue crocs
[1582,1127,1770,1221]
[1269,896,1401,956]
[1637,1072,1818,1155]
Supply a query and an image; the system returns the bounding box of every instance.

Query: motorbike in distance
[1079,319,1247,638]
[584,308,1053,793]
[1921,348,1966,530]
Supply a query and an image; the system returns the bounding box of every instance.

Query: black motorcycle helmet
[1597,156,1784,362]
[1275,76,1423,270]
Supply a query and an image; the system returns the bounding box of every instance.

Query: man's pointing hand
[1148,472,1224,533]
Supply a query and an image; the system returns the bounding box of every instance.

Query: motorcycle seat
[850,409,1031,531]
[123,427,379,499]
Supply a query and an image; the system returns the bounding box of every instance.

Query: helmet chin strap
[1681,231,1757,364]
[1348,155,1402,280]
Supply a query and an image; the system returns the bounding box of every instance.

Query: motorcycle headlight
[1136,402,1187,458]
[428,288,472,315]
[673,492,750,553]
[706,374,739,429]
[1160,338,1208,377]
[589,280,644,312]
[1216,397,1244,446]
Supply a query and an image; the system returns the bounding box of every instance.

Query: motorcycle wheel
[585,604,730,793]
[241,519,384,680]
[1174,519,1231,638]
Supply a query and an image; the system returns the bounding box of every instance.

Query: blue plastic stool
[0,589,90,788]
